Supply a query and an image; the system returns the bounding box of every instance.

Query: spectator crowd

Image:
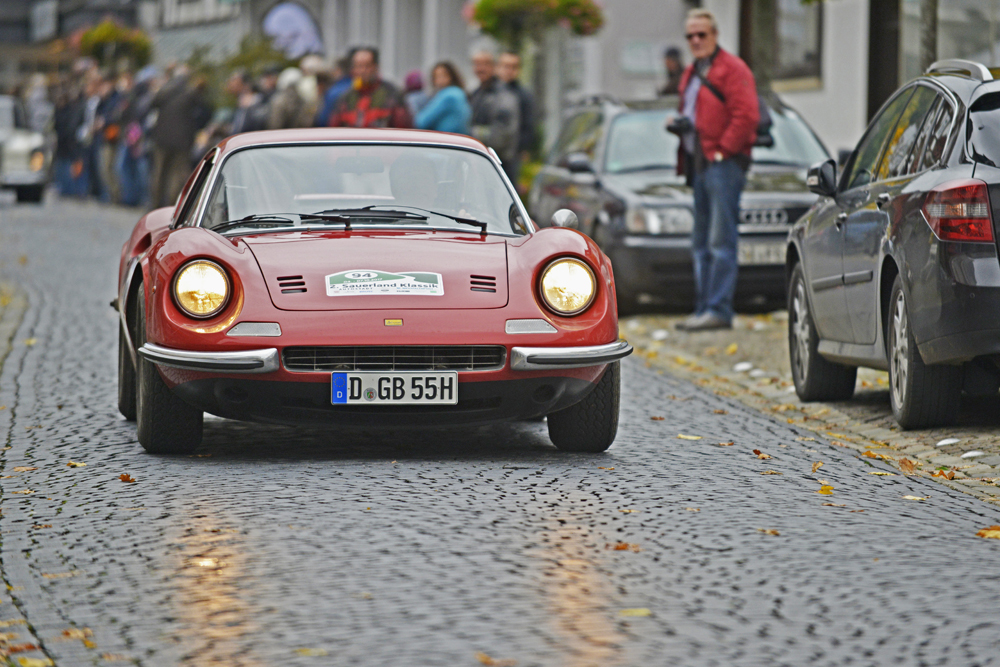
[9,46,536,210]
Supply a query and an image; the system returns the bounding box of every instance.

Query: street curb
[0,283,28,378]
[623,317,1000,506]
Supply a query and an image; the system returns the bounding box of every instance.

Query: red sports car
[116,129,632,454]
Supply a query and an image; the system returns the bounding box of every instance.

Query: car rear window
[968,92,1000,167]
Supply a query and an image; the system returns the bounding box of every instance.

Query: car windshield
[968,92,1000,167]
[604,105,828,174]
[202,144,527,235]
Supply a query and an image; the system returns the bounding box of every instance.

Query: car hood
[602,164,815,206]
[243,230,509,311]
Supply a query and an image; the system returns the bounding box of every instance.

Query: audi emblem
[740,208,789,225]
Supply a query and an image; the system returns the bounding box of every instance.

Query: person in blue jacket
[415,61,470,135]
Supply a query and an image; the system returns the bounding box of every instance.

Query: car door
[529,110,603,227]
[843,85,939,344]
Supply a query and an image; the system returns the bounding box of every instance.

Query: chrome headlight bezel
[171,260,232,320]
[538,257,597,316]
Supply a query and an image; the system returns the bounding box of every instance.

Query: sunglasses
[686,31,710,41]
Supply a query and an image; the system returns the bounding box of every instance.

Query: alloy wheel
[890,291,909,408]
[791,279,811,383]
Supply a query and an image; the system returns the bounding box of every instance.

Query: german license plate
[331,372,458,405]
[738,241,786,266]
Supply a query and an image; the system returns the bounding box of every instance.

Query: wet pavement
[0,198,998,666]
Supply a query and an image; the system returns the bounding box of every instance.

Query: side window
[549,111,603,164]
[905,97,942,174]
[174,157,213,227]
[842,89,914,191]
[878,85,937,180]
[916,101,954,171]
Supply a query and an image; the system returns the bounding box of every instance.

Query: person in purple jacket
[415,62,471,136]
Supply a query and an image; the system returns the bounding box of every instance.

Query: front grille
[738,206,810,233]
[283,346,507,372]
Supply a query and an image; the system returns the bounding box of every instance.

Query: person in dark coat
[148,68,211,208]
[53,83,87,197]
[497,52,536,191]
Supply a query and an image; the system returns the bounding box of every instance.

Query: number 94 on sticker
[331,372,458,405]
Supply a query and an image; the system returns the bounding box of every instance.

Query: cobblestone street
[1,198,999,666]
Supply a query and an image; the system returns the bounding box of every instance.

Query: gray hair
[686,8,719,31]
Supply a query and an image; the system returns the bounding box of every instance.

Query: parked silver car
[0,95,49,203]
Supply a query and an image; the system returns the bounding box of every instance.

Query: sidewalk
[622,312,1000,505]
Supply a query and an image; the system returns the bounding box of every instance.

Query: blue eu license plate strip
[332,372,458,405]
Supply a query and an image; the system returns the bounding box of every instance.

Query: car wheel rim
[791,278,811,384]
[890,291,908,408]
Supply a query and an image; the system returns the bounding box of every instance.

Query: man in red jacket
[674,9,759,331]
[328,47,411,129]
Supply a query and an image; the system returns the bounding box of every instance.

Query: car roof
[216,128,491,157]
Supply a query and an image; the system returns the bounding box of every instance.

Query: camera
[666,115,693,136]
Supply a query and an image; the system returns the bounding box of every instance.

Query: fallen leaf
[716,441,734,447]
[119,474,135,483]
[899,458,916,475]
[862,451,893,461]
[650,416,665,421]
[831,441,849,448]
[821,503,846,507]
[850,509,866,513]
[812,462,824,473]
[11,489,34,495]
[713,409,728,415]
[677,434,702,440]
[0,620,27,628]
[0,632,19,642]
[619,509,639,513]
[757,528,780,536]
[976,525,1000,539]
[23,338,36,347]
[475,652,517,666]
[41,571,80,579]
[61,628,93,640]
[817,485,834,495]
[725,343,738,355]
[752,449,772,460]
[17,256,27,265]
[760,470,783,475]
[16,658,53,667]
[869,472,896,476]
[597,466,614,471]
[703,346,719,356]
[619,608,652,617]
[796,437,816,442]
[98,655,129,663]
[608,542,641,552]
[6,644,39,654]
[11,467,36,472]
[685,507,700,512]
[30,525,51,529]
[294,648,329,657]
[83,639,96,649]
[66,461,86,468]
[902,495,928,501]
[931,470,956,480]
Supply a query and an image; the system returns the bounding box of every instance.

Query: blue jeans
[691,159,745,322]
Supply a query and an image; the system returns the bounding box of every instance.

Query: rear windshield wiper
[360,205,489,235]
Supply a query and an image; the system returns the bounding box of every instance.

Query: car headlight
[29,150,45,172]
[627,206,694,234]
[173,260,231,319]
[539,258,596,315]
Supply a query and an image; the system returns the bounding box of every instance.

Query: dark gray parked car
[788,59,1000,428]
[528,96,828,312]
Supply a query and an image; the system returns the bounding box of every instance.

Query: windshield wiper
[211,214,297,233]
[359,205,489,235]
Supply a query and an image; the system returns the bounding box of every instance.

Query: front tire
[788,263,857,401]
[135,295,203,454]
[887,275,960,428]
[547,361,620,452]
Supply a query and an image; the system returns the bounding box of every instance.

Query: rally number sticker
[325,270,444,296]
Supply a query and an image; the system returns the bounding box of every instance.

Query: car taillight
[922,179,994,242]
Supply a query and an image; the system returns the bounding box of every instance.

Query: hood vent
[470,275,497,293]
[278,275,307,294]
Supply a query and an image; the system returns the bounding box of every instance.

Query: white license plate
[331,372,458,405]
[738,242,786,266]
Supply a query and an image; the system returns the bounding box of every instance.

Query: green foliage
[79,20,151,68]
[472,0,604,48]
[222,36,296,78]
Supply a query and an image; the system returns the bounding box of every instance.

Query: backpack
[692,70,773,148]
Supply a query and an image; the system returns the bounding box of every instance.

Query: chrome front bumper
[138,343,279,374]
[510,340,633,371]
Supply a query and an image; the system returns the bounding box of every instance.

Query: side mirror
[807,159,837,197]
[561,152,595,174]
[551,208,579,228]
